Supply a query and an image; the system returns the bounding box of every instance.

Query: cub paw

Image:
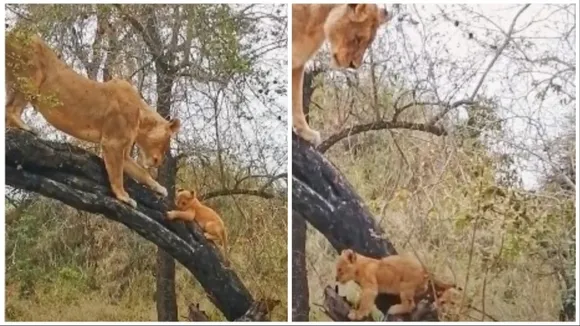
[347,310,358,320]
[166,210,178,220]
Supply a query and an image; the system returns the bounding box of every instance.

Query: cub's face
[324,4,390,69]
[175,188,195,210]
[335,249,357,283]
[140,118,181,169]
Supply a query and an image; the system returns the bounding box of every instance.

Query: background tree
[5,3,288,321]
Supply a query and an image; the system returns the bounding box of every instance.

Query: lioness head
[324,4,390,69]
[175,188,196,209]
[335,249,358,283]
[139,118,181,169]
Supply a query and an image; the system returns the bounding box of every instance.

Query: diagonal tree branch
[200,188,276,201]
[318,119,447,154]
[467,4,531,101]
[5,129,264,321]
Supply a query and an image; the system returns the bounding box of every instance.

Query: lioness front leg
[5,91,35,134]
[102,143,137,208]
[292,65,321,146]
[348,286,378,320]
[124,157,167,197]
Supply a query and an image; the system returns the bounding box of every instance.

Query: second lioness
[5,30,180,208]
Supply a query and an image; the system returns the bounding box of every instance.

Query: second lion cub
[335,249,457,320]
[167,188,229,262]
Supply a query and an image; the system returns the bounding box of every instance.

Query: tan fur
[5,31,180,208]
[167,188,229,263]
[335,249,457,320]
[292,4,390,146]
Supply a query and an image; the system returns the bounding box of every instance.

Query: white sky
[314,3,577,190]
[4,4,288,183]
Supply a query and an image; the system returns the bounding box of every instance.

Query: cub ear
[176,187,185,193]
[169,118,181,133]
[379,7,391,25]
[342,249,357,263]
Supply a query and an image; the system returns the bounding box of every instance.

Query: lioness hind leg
[102,140,137,208]
[5,91,34,133]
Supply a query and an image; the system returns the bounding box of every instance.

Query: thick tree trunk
[292,212,309,321]
[156,247,177,321]
[154,68,178,321]
[5,129,257,321]
[290,67,323,321]
[292,134,397,258]
[292,132,431,319]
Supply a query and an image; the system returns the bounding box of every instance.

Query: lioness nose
[349,62,356,69]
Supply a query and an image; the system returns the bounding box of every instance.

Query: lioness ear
[347,4,358,10]
[379,8,391,25]
[348,4,368,22]
[169,118,181,134]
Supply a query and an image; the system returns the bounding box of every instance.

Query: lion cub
[167,188,228,262]
[292,4,390,146]
[335,249,455,320]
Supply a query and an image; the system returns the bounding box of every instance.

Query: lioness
[167,188,229,262]
[292,4,390,146]
[335,249,458,320]
[5,31,180,208]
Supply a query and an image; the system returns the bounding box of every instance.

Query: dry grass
[302,85,571,322]
[5,182,287,321]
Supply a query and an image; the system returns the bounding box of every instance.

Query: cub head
[175,188,196,210]
[434,287,463,311]
[139,118,181,169]
[324,4,390,69]
[335,249,358,283]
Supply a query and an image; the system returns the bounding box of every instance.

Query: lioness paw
[153,184,168,197]
[297,128,321,147]
[121,197,137,209]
